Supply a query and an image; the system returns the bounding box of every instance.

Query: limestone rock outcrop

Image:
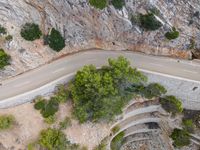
[0,0,200,79]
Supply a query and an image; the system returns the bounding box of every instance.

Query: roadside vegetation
[27,56,196,149]
[34,85,70,123]
[70,56,147,123]
[0,115,15,130]
[0,49,11,69]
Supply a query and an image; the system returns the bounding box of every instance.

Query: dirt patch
[0,101,110,150]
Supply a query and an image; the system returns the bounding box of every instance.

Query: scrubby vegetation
[0,49,10,69]
[39,128,70,149]
[44,115,56,124]
[0,25,7,35]
[170,128,190,148]
[111,132,124,150]
[89,0,107,10]
[34,97,59,118]
[139,13,162,31]
[54,84,70,103]
[93,138,107,150]
[112,125,120,134]
[165,27,179,40]
[59,116,72,130]
[182,119,195,133]
[48,28,65,52]
[70,56,147,123]
[37,128,87,150]
[160,95,183,115]
[111,0,125,9]
[34,84,70,121]
[5,35,13,41]
[0,115,15,130]
[141,83,167,99]
[20,23,42,41]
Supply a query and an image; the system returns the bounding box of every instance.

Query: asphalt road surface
[0,50,200,101]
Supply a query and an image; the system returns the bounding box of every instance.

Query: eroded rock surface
[0,0,200,79]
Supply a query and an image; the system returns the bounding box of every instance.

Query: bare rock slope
[0,0,200,79]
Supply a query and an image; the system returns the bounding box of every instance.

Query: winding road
[0,50,200,108]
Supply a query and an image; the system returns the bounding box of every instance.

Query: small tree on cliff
[48,28,65,52]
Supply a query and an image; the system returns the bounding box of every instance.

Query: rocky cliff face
[0,0,200,80]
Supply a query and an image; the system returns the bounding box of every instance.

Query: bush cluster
[48,28,65,52]
[70,56,147,123]
[160,95,183,115]
[34,84,69,120]
[0,115,15,130]
[89,0,107,10]
[39,128,69,150]
[142,83,167,99]
[139,13,162,31]
[0,25,7,35]
[34,98,59,118]
[182,119,195,133]
[38,128,87,150]
[170,128,190,148]
[0,49,10,69]
[111,0,125,9]
[20,23,42,41]
[111,132,124,150]
[165,27,179,40]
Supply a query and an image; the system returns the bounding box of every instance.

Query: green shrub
[139,13,162,31]
[165,27,179,40]
[111,0,125,9]
[34,99,46,110]
[182,119,195,133]
[170,128,190,148]
[111,132,124,150]
[48,28,65,52]
[149,7,160,15]
[54,84,70,103]
[39,128,69,150]
[20,23,42,41]
[41,99,59,118]
[142,83,167,99]
[89,0,107,10]
[111,125,120,134]
[59,116,72,130]
[34,97,59,118]
[27,142,37,150]
[70,56,147,123]
[0,115,15,130]
[0,25,7,35]
[5,35,13,41]
[160,95,183,115]
[44,115,56,124]
[0,49,10,69]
